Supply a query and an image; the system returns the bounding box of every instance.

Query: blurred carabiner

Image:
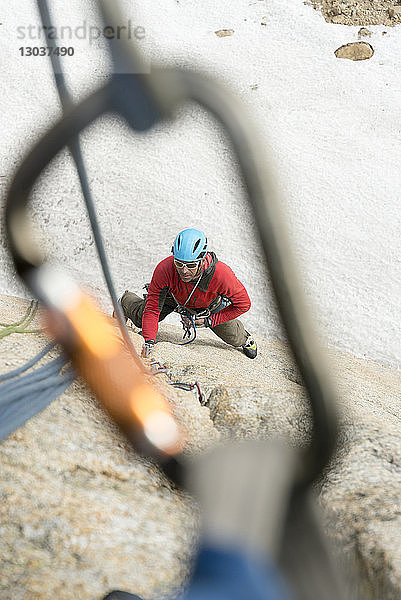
[5,0,338,491]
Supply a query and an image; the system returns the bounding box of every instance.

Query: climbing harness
[143,285,198,345]
[143,282,197,344]
[144,277,205,346]
[4,0,348,597]
[171,286,230,346]
[174,295,231,345]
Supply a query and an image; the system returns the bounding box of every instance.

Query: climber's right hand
[141,340,155,359]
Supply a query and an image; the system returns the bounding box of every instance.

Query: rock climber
[115,228,257,360]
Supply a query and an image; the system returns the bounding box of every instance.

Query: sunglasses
[174,259,201,270]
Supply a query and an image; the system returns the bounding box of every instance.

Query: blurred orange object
[44,290,185,459]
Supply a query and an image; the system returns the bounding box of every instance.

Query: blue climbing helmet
[172,228,208,262]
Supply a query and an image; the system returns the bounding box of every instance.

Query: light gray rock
[0,295,218,600]
[207,384,312,446]
[1,295,401,599]
[156,323,401,599]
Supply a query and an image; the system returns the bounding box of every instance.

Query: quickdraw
[172,381,206,406]
[143,283,201,346]
[177,308,197,345]
[146,359,206,405]
[170,279,202,345]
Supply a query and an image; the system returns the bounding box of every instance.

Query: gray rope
[0,356,68,404]
[0,320,73,441]
[0,346,75,441]
[0,367,75,441]
[0,341,56,383]
[35,0,144,373]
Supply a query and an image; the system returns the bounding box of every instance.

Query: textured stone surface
[310,0,401,26]
[214,29,234,37]
[154,321,401,599]
[358,27,373,38]
[0,294,400,599]
[1,1,401,374]
[334,41,374,60]
[0,295,218,600]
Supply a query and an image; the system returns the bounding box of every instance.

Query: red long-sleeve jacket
[142,252,251,341]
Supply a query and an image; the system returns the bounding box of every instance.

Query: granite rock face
[0,294,400,599]
[155,322,401,600]
[0,295,218,600]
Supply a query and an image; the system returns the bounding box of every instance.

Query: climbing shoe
[112,292,128,322]
[242,332,257,359]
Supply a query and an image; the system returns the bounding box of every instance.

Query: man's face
[174,258,203,282]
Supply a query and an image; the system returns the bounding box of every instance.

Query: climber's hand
[141,340,155,359]
[195,317,211,328]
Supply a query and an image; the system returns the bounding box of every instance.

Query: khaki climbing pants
[121,291,248,347]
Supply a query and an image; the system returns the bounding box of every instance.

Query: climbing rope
[0,298,75,441]
[0,300,42,339]
[0,341,75,441]
[172,381,206,406]
[35,0,144,374]
[0,298,203,443]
